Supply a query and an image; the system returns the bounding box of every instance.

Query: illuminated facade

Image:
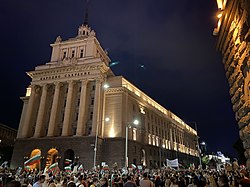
[11,23,198,169]
[214,0,250,167]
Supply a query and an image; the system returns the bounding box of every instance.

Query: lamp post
[193,122,202,167]
[125,119,139,169]
[93,117,110,169]
[186,121,202,167]
[93,82,110,169]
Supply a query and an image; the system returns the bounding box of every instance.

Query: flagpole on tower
[83,0,91,26]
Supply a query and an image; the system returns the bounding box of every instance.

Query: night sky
[0,0,239,157]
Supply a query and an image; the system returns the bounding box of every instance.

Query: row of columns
[18,79,103,139]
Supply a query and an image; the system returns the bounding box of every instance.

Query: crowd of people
[1,164,250,187]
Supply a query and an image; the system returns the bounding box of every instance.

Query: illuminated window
[148,134,151,144]
[152,135,155,146]
[156,136,159,147]
[133,128,137,141]
[26,87,31,96]
[162,138,165,148]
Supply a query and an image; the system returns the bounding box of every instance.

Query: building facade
[0,123,17,147]
[0,123,17,165]
[213,0,250,166]
[11,23,198,169]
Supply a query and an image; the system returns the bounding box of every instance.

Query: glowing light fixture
[103,83,110,89]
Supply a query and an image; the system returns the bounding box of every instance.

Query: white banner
[166,159,179,168]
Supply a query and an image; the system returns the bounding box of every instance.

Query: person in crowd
[100,177,109,187]
[33,175,46,187]
[239,170,250,187]
[6,180,21,187]
[140,173,153,187]
[124,175,136,187]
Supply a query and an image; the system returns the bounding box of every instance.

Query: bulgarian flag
[52,166,60,176]
[64,159,72,165]
[64,166,72,174]
[24,154,41,166]
[24,165,31,171]
[49,162,58,170]
[78,164,84,171]
[102,165,109,171]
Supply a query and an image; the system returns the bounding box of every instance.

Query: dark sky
[0,0,239,157]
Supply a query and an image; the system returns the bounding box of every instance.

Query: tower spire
[83,0,90,26]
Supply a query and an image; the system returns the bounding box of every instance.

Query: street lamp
[193,122,202,167]
[93,117,110,169]
[186,121,202,167]
[125,119,139,169]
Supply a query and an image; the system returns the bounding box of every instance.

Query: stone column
[21,85,39,138]
[17,97,29,138]
[76,80,88,136]
[33,84,48,138]
[170,128,174,150]
[47,82,62,137]
[91,79,102,136]
[62,80,75,136]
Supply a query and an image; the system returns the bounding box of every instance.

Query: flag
[24,165,31,171]
[64,159,72,165]
[24,154,41,166]
[49,162,58,170]
[52,166,60,176]
[102,165,109,170]
[78,164,84,171]
[131,164,136,169]
[64,166,72,174]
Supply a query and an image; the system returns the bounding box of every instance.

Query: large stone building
[11,21,198,169]
[0,123,17,147]
[213,0,250,166]
[0,123,17,164]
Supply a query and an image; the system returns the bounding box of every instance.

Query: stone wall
[215,0,250,167]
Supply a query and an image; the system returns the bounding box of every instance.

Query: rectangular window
[72,50,75,58]
[148,134,151,145]
[62,51,66,59]
[90,112,93,120]
[162,138,165,148]
[133,128,137,141]
[88,127,92,135]
[80,49,84,58]
[156,136,159,147]
[91,97,94,105]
